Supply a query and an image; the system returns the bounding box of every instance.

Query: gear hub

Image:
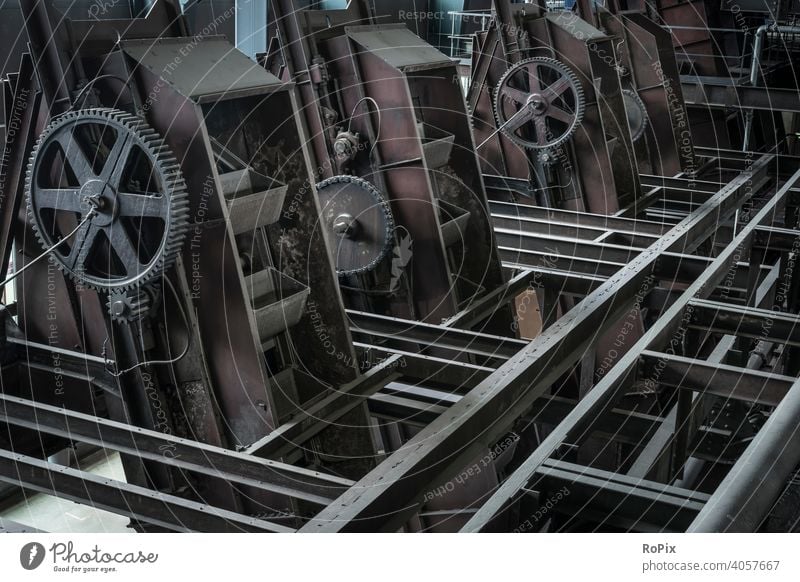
[316,175,394,276]
[494,57,585,150]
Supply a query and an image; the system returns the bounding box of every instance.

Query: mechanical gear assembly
[26,107,189,291]
[493,57,585,150]
[316,175,394,277]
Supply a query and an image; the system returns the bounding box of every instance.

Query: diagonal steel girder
[300,155,775,532]
[461,162,800,532]
[0,393,352,506]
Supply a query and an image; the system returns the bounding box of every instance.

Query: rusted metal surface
[1,0,800,535]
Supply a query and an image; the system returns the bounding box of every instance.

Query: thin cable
[476,106,529,150]
[69,75,136,111]
[104,277,191,377]
[347,97,382,159]
[0,210,96,289]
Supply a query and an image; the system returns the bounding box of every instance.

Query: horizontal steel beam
[490,200,669,236]
[755,225,800,251]
[445,268,537,329]
[347,310,525,361]
[640,174,724,194]
[0,394,350,506]
[0,450,292,532]
[462,157,786,532]
[640,351,794,407]
[302,156,774,533]
[689,376,800,532]
[245,356,403,459]
[532,459,709,531]
[6,336,118,395]
[353,343,493,391]
[492,213,659,246]
[689,299,800,347]
[495,229,642,265]
[682,77,800,113]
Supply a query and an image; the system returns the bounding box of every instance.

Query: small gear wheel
[537,149,559,166]
[26,107,189,291]
[316,175,394,276]
[621,89,649,142]
[494,57,585,150]
[107,288,152,322]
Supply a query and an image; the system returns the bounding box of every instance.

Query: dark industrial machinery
[653,0,800,153]
[0,0,375,530]
[2,0,800,536]
[468,0,641,213]
[265,0,508,326]
[593,3,696,177]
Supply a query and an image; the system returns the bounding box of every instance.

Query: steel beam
[689,299,800,347]
[0,394,351,506]
[347,310,525,361]
[490,201,670,236]
[245,356,402,459]
[532,459,708,531]
[0,450,292,533]
[461,159,792,532]
[641,351,794,407]
[445,269,539,329]
[682,77,800,113]
[301,156,774,532]
[688,376,800,532]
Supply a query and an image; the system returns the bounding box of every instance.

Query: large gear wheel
[26,108,189,291]
[621,89,649,142]
[494,57,584,150]
[316,175,394,276]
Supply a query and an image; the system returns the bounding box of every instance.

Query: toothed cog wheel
[107,288,151,322]
[316,175,394,276]
[494,57,584,150]
[537,149,559,166]
[621,89,649,143]
[26,108,189,291]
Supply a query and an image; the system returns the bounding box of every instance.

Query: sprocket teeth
[24,107,189,292]
[621,88,649,143]
[316,175,395,277]
[492,56,585,151]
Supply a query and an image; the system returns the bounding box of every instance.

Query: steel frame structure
[652,0,800,153]
[0,1,800,534]
[294,150,800,532]
[265,0,508,325]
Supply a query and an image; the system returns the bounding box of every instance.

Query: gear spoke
[35,188,83,212]
[547,105,577,125]
[108,225,144,273]
[500,86,530,105]
[505,108,534,132]
[55,130,96,181]
[101,133,134,186]
[534,116,549,145]
[118,193,168,219]
[63,221,100,270]
[526,65,542,93]
[494,57,585,150]
[543,77,572,101]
